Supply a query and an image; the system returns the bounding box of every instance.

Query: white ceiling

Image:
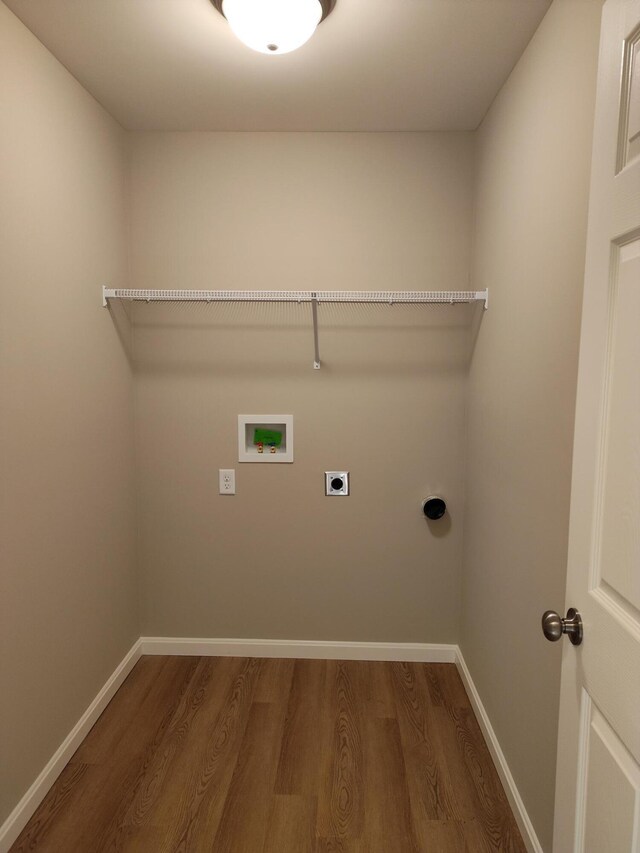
[4,0,552,131]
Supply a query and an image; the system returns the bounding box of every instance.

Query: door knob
[541,608,583,646]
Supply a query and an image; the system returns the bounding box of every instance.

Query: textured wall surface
[460,1,603,848]
[129,132,474,642]
[0,2,138,824]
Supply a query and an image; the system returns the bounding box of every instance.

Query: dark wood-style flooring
[11,656,527,852]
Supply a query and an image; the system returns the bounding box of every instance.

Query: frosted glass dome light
[214,0,334,55]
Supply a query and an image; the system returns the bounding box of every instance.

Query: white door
[552,0,640,850]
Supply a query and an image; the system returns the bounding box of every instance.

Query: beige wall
[0,3,137,824]
[460,0,603,849]
[130,132,474,641]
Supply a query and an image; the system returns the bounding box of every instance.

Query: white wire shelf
[102,287,488,369]
[103,288,488,307]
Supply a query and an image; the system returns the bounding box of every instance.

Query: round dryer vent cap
[422,496,447,520]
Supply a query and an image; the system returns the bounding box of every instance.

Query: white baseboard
[0,639,143,853]
[139,636,457,662]
[455,648,543,853]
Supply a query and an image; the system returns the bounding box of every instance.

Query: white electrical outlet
[219,469,236,495]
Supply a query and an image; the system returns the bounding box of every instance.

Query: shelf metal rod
[311,292,321,369]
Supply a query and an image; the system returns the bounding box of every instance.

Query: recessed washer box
[238,415,293,463]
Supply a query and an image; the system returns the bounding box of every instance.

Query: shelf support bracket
[311,292,321,369]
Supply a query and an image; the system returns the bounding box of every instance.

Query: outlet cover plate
[219,468,236,494]
[325,471,349,495]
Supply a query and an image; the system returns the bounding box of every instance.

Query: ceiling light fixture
[211,0,336,55]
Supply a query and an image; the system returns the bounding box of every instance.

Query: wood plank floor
[11,657,527,852]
